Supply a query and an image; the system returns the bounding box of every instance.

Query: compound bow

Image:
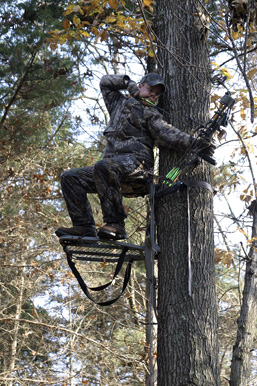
[163,87,236,187]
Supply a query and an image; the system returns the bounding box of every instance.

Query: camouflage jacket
[100,74,192,168]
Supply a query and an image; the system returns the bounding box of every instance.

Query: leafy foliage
[48,0,155,59]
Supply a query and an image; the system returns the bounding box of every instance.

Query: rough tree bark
[230,200,257,386]
[155,1,220,385]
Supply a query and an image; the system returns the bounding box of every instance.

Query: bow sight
[197,91,236,144]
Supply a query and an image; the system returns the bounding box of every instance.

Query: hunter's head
[138,73,165,104]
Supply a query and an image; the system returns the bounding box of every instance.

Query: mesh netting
[60,237,145,262]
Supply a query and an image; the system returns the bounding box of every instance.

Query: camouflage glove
[123,76,139,97]
[127,81,139,97]
[193,138,216,158]
[192,137,216,158]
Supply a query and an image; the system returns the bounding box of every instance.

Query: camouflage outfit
[61,74,192,227]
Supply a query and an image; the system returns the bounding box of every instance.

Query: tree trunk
[155,1,220,384]
[230,200,257,386]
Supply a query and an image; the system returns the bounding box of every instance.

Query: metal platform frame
[59,236,146,262]
[58,177,159,386]
[58,176,159,263]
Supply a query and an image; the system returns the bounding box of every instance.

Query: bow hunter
[55,73,215,240]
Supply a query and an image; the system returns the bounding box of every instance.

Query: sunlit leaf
[62,19,70,31]
[143,0,153,7]
[247,68,257,79]
[105,14,117,24]
[142,0,153,12]
[148,48,155,57]
[81,31,91,37]
[214,248,235,267]
[240,108,246,120]
[73,15,83,28]
[108,0,119,10]
[231,30,239,39]
[91,26,99,35]
[100,29,108,41]
[63,4,78,16]
[220,67,233,80]
[240,194,252,202]
[238,228,250,239]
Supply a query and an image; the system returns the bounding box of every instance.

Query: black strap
[155,180,213,199]
[155,181,184,199]
[66,246,132,306]
[185,180,213,193]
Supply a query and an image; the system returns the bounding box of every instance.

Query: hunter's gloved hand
[127,80,139,97]
[123,76,139,97]
[192,137,216,158]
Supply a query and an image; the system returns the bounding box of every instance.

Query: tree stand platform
[57,177,159,308]
[59,235,146,263]
[58,234,159,307]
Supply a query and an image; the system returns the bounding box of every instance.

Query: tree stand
[57,175,159,308]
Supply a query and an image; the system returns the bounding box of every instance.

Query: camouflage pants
[60,154,148,226]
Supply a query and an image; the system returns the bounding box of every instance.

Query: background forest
[1,0,257,385]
